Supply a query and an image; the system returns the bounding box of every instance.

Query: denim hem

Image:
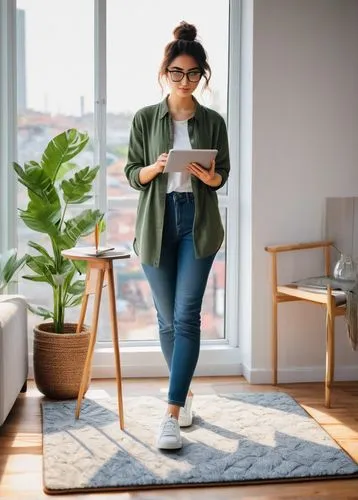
[168,399,185,408]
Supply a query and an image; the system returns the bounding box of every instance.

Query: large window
[105,0,229,341]
[12,0,240,375]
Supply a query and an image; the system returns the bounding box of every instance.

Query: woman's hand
[154,153,168,173]
[139,153,168,185]
[187,160,222,187]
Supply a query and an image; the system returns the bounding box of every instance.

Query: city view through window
[16,0,229,343]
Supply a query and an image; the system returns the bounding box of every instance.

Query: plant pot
[33,322,91,400]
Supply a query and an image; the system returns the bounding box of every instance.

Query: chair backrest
[265,241,333,290]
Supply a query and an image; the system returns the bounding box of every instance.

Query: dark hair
[158,21,211,89]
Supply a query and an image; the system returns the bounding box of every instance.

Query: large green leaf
[62,266,76,290]
[41,129,89,181]
[65,294,84,308]
[27,304,53,320]
[72,259,88,275]
[56,162,78,180]
[64,279,86,308]
[59,209,103,250]
[26,255,56,286]
[25,254,73,284]
[61,165,99,204]
[51,260,75,288]
[13,161,61,235]
[22,275,50,283]
[19,200,61,236]
[28,241,54,263]
[56,259,73,276]
[13,161,60,208]
[67,279,85,296]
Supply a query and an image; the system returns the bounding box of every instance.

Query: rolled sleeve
[210,118,230,191]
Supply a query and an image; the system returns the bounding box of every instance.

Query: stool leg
[107,263,125,429]
[76,267,105,419]
[76,267,90,334]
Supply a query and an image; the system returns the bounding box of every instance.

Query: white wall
[241,0,358,382]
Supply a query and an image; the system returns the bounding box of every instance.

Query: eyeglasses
[167,69,202,83]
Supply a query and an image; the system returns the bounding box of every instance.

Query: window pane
[16,0,94,333]
[106,0,229,198]
[107,0,228,115]
[106,0,229,342]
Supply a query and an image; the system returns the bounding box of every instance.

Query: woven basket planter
[33,322,91,400]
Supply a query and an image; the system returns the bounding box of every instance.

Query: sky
[17,0,229,115]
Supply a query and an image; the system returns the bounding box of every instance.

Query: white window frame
[0,0,17,262]
[3,0,242,378]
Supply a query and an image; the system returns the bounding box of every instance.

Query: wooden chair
[265,240,347,408]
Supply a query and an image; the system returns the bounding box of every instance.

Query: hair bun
[173,21,197,42]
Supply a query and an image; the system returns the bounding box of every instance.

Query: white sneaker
[157,414,182,450]
[178,395,193,427]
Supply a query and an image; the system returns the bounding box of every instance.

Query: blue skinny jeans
[142,192,215,407]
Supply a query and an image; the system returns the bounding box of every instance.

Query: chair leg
[270,253,278,386]
[325,305,335,408]
[272,296,278,385]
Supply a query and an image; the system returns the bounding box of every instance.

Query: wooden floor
[1,377,358,499]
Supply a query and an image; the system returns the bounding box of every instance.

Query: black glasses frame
[167,69,203,83]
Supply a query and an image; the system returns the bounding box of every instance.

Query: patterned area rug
[41,392,358,494]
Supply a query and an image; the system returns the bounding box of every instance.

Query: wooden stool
[62,248,130,429]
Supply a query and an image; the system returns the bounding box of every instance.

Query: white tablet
[163,149,218,173]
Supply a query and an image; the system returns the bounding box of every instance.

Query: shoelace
[161,417,178,436]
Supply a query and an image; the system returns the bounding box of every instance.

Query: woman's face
[166,54,202,98]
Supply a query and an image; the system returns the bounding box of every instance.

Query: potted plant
[13,129,103,399]
[0,248,27,293]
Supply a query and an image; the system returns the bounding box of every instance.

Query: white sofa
[0,295,28,426]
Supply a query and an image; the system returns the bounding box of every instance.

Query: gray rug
[41,392,358,494]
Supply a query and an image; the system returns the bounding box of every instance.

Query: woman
[125,21,230,449]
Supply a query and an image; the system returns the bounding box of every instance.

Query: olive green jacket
[124,96,230,267]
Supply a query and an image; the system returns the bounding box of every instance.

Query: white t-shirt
[166,119,193,193]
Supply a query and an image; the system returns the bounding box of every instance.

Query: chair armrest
[265,240,333,253]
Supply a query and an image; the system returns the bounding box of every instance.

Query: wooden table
[61,248,131,429]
